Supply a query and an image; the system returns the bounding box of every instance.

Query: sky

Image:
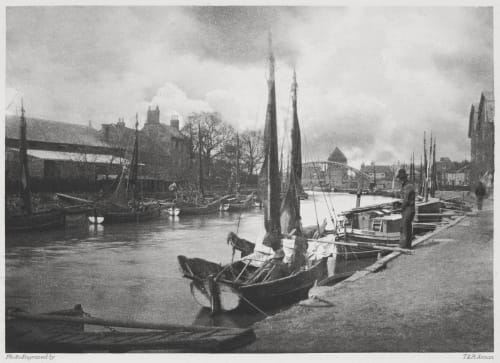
[6,6,494,168]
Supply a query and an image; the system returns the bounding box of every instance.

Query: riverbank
[239,197,493,352]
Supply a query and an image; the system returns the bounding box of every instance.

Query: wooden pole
[8,311,243,333]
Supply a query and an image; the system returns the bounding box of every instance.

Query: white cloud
[6,7,492,168]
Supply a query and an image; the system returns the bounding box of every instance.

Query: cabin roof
[328,147,347,163]
[5,115,111,148]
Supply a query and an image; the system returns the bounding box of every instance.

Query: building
[326,147,348,188]
[102,106,191,190]
[6,106,191,193]
[435,157,455,186]
[360,163,396,190]
[5,115,125,193]
[444,164,470,187]
[468,91,494,188]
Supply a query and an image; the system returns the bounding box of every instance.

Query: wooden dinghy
[6,305,256,353]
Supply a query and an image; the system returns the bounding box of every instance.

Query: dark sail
[19,102,33,215]
[280,70,302,235]
[259,34,281,250]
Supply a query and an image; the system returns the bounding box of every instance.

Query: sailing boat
[6,103,66,232]
[94,115,161,224]
[177,37,327,314]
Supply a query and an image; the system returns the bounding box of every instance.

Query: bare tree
[240,129,264,177]
[182,112,235,182]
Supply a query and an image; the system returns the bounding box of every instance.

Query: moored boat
[93,115,162,224]
[335,204,402,260]
[6,103,66,233]
[178,37,327,314]
[178,254,327,312]
[6,209,66,233]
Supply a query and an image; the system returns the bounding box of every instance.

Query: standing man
[395,168,415,249]
[474,180,486,211]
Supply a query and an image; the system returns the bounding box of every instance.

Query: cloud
[6,6,493,169]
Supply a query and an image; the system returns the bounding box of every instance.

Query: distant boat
[94,115,161,224]
[175,196,229,216]
[6,103,66,233]
[225,193,255,212]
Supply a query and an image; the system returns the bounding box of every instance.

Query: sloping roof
[5,115,110,147]
[142,122,185,139]
[328,147,347,163]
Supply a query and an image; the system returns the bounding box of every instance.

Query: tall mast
[428,133,433,198]
[19,100,32,215]
[259,32,281,249]
[432,137,437,194]
[423,132,428,201]
[198,119,204,197]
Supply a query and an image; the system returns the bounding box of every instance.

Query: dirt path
[239,199,493,352]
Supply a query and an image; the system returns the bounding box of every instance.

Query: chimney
[102,124,111,143]
[170,115,179,130]
[146,106,160,125]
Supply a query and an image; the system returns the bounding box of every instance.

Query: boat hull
[102,205,161,224]
[185,257,327,313]
[178,204,220,216]
[6,209,66,232]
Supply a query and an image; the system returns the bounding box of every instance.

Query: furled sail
[280,70,302,235]
[259,34,281,250]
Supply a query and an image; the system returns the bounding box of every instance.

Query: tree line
[181,111,264,190]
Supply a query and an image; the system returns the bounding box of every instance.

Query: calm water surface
[5,193,394,328]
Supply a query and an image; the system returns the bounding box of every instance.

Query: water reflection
[5,193,394,328]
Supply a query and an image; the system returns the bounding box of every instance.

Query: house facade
[360,163,396,190]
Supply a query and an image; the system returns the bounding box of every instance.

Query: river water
[5,192,394,328]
